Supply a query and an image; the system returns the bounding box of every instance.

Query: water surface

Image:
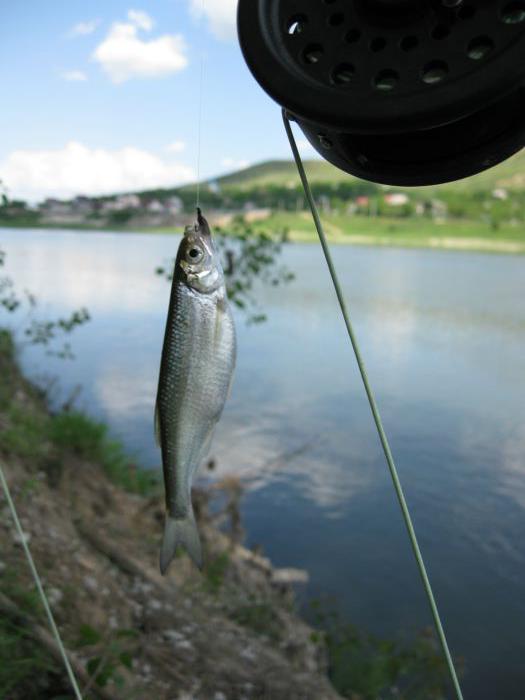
[1,227,525,698]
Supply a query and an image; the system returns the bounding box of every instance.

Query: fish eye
[186,246,204,262]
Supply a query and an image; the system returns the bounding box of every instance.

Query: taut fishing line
[195,0,206,210]
[0,463,84,700]
[282,110,464,700]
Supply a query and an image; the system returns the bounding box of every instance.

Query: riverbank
[2,209,524,255]
[0,331,340,700]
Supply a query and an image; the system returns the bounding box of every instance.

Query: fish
[155,209,236,574]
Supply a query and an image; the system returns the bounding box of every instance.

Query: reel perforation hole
[287,15,308,36]
[241,0,525,185]
[501,1,525,23]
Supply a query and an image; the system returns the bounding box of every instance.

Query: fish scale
[155,211,236,574]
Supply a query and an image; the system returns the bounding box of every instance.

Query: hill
[211,159,353,189]
[207,151,525,194]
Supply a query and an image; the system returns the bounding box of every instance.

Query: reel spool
[238,0,525,186]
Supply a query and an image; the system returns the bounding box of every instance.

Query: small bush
[309,600,454,700]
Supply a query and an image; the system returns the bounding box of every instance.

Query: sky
[0,1,316,202]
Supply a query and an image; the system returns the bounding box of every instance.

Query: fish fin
[160,511,203,575]
[154,401,161,447]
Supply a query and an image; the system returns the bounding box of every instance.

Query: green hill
[209,151,524,194]
[213,159,353,189]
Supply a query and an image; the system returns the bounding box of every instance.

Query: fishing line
[0,463,84,700]
[195,0,207,210]
[282,109,464,700]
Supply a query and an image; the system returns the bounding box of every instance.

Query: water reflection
[1,227,525,699]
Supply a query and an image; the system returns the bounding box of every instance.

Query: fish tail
[160,510,203,574]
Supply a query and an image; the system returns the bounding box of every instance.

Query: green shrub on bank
[309,600,456,700]
[0,332,157,496]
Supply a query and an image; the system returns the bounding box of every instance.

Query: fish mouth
[184,265,222,292]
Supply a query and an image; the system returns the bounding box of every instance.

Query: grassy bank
[250,212,525,254]
[0,331,454,699]
[0,330,340,700]
[3,210,524,255]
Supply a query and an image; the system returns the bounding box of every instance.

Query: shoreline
[2,221,525,256]
[0,330,340,699]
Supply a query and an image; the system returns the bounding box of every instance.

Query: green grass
[250,211,525,252]
[2,405,50,459]
[231,600,283,642]
[0,566,61,699]
[0,331,157,496]
[1,406,157,496]
[7,209,521,254]
[0,616,58,699]
[202,551,230,594]
[48,412,158,496]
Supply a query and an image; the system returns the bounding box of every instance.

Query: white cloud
[166,141,186,154]
[296,138,315,155]
[92,10,188,84]
[127,9,154,32]
[0,142,195,202]
[189,0,237,41]
[69,19,100,37]
[61,70,88,82]
[221,157,250,171]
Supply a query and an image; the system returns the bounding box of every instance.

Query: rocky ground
[0,336,341,700]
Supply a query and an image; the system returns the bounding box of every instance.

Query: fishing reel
[238,0,525,186]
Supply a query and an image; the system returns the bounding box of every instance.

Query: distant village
[39,193,186,226]
[0,178,516,230]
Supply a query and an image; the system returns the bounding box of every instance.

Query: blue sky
[0,1,316,202]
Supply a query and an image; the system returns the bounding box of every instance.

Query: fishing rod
[237,1,524,697]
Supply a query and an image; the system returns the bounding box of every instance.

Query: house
[102,194,141,212]
[355,196,369,207]
[430,199,448,220]
[146,199,165,213]
[384,193,409,206]
[71,196,95,214]
[116,194,141,210]
[40,198,72,216]
[166,196,183,214]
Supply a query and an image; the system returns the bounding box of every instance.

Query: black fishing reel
[238,0,525,186]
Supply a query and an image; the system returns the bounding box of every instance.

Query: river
[1,226,525,698]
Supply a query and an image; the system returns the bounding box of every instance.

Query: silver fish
[155,209,236,574]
